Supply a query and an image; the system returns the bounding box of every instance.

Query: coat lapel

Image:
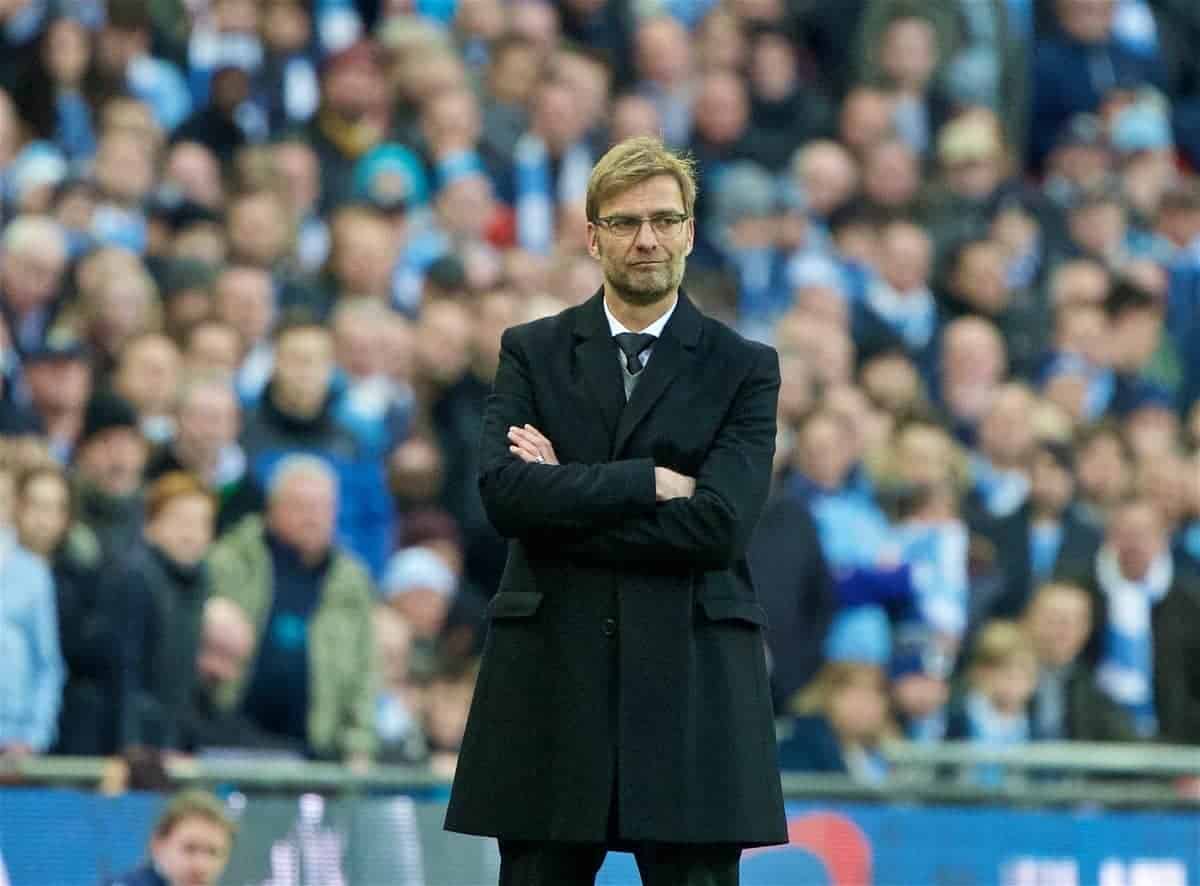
[611,292,703,458]
[573,292,625,443]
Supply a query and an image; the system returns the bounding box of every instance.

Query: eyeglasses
[594,213,690,239]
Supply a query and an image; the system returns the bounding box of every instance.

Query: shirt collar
[602,293,678,338]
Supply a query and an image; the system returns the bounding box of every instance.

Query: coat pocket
[697,596,769,628]
[488,590,545,619]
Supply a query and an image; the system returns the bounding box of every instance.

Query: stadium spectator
[182,596,302,755]
[0,214,69,356]
[779,626,894,781]
[1069,496,1200,742]
[307,39,390,212]
[107,790,234,886]
[212,265,275,401]
[945,620,1038,783]
[374,604,427,763]
[0,455,64,756]
[145,375,262,535]
[944,236,1046,377]
[791,140,859,223]
[22,330,91,460]
[120,472,216,749]
[113,333,182,444]
[71,389,149,559]
[209,455,376,763]
[1023,581,1136,741]
[182,319,241,382]
[16,462,117,755]
[241,314,391,575]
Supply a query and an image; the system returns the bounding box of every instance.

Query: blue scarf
[514,133,591,255]
[1095,548,1173,737]
[866,279,936,351]
[894,521,970,640]
[971,454,1030,518]
[966,690,1030,786]
[1029,521,1064,585]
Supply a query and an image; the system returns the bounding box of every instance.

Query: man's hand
[508,424,560,465]
[654,467,696,502]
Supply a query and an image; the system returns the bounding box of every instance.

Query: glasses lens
[651,216,683,236]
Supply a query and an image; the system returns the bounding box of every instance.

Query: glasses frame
[593,212,691,240]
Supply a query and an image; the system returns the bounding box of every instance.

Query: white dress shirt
[602,293,678,373]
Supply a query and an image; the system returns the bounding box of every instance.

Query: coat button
[602,617,617,637]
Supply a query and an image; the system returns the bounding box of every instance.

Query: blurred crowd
[0,0,1199,783]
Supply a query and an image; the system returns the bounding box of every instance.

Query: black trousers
[497,840,741,886]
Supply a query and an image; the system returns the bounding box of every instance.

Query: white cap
[383,546,456,600]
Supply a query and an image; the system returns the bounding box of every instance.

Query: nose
[632,220,659,250]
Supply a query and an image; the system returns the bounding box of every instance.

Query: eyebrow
[603,210,687,218]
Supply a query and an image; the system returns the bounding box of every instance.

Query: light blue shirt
[0,538,64,751]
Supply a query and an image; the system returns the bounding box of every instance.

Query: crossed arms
[477,327,781,570]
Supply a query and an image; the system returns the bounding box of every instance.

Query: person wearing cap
[382,544,458,680]
[706,161,796,337]
[22,331,92,454]
[353,142,429,217]
[1112,92,1177,222]
[1043,113,1114,208]
[72,388,149,560]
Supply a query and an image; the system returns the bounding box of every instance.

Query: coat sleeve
[339,572,378,760]
[538,345,781,571]
[478,326,658,537]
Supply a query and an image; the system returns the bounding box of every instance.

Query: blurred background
[0,0,1199,883]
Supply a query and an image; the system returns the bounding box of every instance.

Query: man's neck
[603,289,676,333]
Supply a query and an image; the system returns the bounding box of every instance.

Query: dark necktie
[614,332,656,376]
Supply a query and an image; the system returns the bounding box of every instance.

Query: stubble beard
[604,253,686,307]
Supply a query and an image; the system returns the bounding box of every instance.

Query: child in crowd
[947,620,1039,784]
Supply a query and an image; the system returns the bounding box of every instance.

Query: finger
[508,427,544,449]
[523,424,552,446]
[511,429,551,460]
[513,427,549,449]
[510,444,540,463]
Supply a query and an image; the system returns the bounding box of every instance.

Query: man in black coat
[445,137,787,884]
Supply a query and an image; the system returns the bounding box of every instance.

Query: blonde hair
[585,136,697,222]
[969,620,1036,683]
[790,661,887,716]
[152,790,235,842]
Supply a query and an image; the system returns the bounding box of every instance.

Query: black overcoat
[444,291,788,846]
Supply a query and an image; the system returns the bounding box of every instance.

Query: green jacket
[208,517,377,759]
